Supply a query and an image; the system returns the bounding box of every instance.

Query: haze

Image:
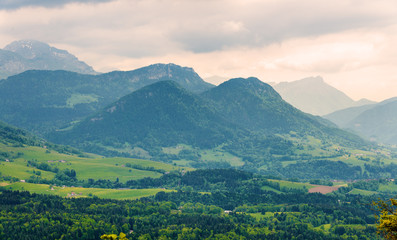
[1,0,396,101]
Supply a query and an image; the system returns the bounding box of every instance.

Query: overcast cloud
[0,0,113,10]
[1,0,397,101]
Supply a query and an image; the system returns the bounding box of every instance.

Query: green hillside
[0,120,188,187]
[49,80,244,157]
[0,143,187,184]
[202,77,368,148]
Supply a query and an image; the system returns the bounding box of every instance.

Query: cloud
[169,0,396,53]
[1,0,397,101]
[1,0,395,56]
[0,0,114,10]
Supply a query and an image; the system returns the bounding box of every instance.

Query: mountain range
[48,77,369,169]
[0,63,213,135]
[273,76,375,116]
[325,97,397,145]
[0,40,96,79]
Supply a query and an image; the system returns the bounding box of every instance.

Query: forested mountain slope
[0,63,213,135]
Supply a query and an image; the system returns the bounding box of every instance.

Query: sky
[1,0,396,101]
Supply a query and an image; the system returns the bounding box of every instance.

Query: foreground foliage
[374,198,397,239]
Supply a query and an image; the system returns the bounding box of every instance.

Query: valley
[0,59,396,239]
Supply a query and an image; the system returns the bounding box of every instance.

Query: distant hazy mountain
[0,63,214,135]
[325,97,397,144]
[49,78,367,159]
[203,75,228,85]
[273,76,375,116]
[0,39,96,78]
[324,104,377,128]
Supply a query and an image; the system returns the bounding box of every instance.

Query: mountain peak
[220,77,270,88]
[5,39,57,59]
[1,39,96,78]
[215,77,282,101]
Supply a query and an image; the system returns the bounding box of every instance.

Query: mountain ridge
[0,63,214,135]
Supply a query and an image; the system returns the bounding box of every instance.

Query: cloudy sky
[1,0,396,101]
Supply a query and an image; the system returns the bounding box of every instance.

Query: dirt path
[308,185,342,194]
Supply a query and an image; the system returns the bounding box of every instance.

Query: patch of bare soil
[308,185,341,194]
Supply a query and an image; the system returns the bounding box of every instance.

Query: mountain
[0,63,214,135]
[48,78,369,169]
[0,40,96,78]
[201,77,367,146]
[48,81,242,155]
[325,97,397,144]
[273,76,375,116]
[202,77,321,133]
[98,63,213,94]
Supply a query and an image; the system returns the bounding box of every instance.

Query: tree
[100,232,128,240]
[374,198,397,239]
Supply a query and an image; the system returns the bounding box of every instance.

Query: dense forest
[0,169,386,239]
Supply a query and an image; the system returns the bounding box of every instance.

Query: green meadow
[2,182,172,200]
[0,144,190,183]
[269,179,315,191]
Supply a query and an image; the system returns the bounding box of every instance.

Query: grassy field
[377,182,397,193]
[2,182,172,200]
[269,179,315,191]
[261,185,283,193]
[163,144,244,167]
[314,224,332,233]
[348,188,379,196]
[0,144,190,183]
[199,149,244,167]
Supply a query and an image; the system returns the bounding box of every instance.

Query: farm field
[1,182,172,200]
